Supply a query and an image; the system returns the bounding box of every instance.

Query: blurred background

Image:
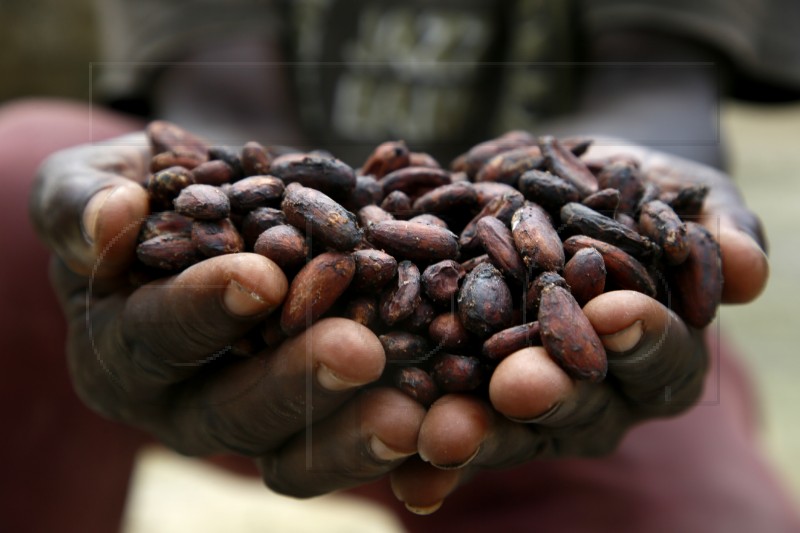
[2,0,799,531]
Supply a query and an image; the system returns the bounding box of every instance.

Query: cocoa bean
[408,152,442,169]
[563,235,657,297]
[538,284,607,382]
[380,166,452,197]
[475,145,544,184]
[581,188,620,215]
[394,367,440,407]
[253,224,309,270]
[422,260,465,306]
[597,161,644,214]
[208,146,244,181]
[482,321,541,362]
[282,184,362,251]
[139,211,192,242]
[380,260,422,326]
[428,313,473,353]
[240,207,287,249]
[539,135,598,197]
[667,184,709,219]
[670,222,722,328]
[563,247,606,305]
[345,176,384,211]
[174,184,230,220]
[460,191,524,251]
[362,140,410,178]
[241,141,272,177]
[136,233,199,271]
[517,169,580,213]
[560,202,658,260]
[408,214,449,228]
[451,130,537,178]
[381,190,415,218]
[227,175,285,212]
[342,295,380,329]
[459,254,491,273]
[147,166,195,210]
[472,182,520,207]
[358,205,394,228]
[379,331,432,364]
[399,296,437,333]
[430,354,483,393]
[412,181,478,214]
[192,218,244,257]
[351,249,398,291]
[270,153,356,199]
[638,200,689,265]
[457,263,514,337]
[280,252,356,336]
[511,203,564,272]
[146,120,208,161]
[191,159,235,186]
[366,221,459,263]
[476,216,526,284]
[525,271,569,314]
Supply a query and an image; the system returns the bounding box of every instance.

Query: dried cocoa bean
[254,224,309,270]
[362,140,410,178]
[667,184,708,219]
[460,191,524,251]
[174,184,230,220]
[430,353,483,393]
[511,203,565,272]
[451,130,537,178]
[539,135,598,197]
[597,161,644,215]
[563,235,657,297]
[379,331,432,364]
[517,169,580,213]
[365,220,459,263]
[638,200,689,265]
[241,141,272,177]
[563,247,607,305]
[139,211,192,241]
[191,160,235,186]
[670,222,722,328]
[380,166,452,197]
[270,153,356,199]
[538,284,607,382]
[481,321,541,362]
[560,202,658,260]
[394,367,440,407]
[457,263,514,337]
[241,207,286,249]
[351,249,398,291]
[192,219,244,257]
[358,205,394,228]
[408,214,449,228]
[408,152,441,169]
[147,166,195,210]
[342,295,380,329]
[280,252,356,336]
[282,184,362,251]
[380,260,422,326]
[476,216,527,284]
[428,313,473,353]
[381,190,414,218]
[422,260,464,306]
[581,188,620,215]
[136,233,199,271]
[412,181,477,214]
[227,175,285,212]
[475,145,543,184]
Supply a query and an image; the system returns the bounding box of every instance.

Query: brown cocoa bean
[457,262,514,337]
[597,161,644,215]
[345,176,384,211]
[361,140,410,178]
[422,260,464,306]
[147,166,195,209]
[517,169,580,213]
[394,367,440,407]
[280,252,356,336]
[358,204,394,228]
[150,150,207,172]
[381,190,415,218]
[227,175,285,212]
[538,284,607,382]
[241,141,272,177]
[670,222,722,328]
[192,218,244,257]
[481,321,541,362]
[136,233,199,271]
[428,312,472,353]
[638,200,690,265]
[241,207,287,249]
[430,353,483,393]
[173,183,230,220]
[366,221,459,263]
[560,202,658,260]
[408,152,442,169]
[563,247,607,306]
[581,188,620,215]
[254,224,309,270]
[412,181,478,214]
[139,211,192,242]
[563,235,657,297]
[270,153,356,199]
[399,296,437,333]
[511,203,564,272]
[539,135,598,197]
[476,216,526,284]
[379,331,432,364]
[408,214,449,228]
[146,120,208,160]
[460,191,524,251]
[475,145,544,184]
[472,182,520,207]
[380,167,452,197]
[459,254,491,273]
[208,146,244,181]
[342,295,380,329]
[525,271,569,314]
[451,130,537,178]
[282,184,362,251]
[191,160,235,186]
[351,249,398,291]
[380,260,422,326]
[667,184,708,219]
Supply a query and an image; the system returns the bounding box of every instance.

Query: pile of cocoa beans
[133,121,722,406]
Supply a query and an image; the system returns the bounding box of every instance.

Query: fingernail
[370,435,413,462]
[82,187,118,244]
[420,446,480,470]
[316,363,363,392]
[508,401,562,424]
[223,280,267,317]
[405,501,443,515]
[601,320,644,353]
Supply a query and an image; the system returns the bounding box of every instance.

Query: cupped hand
[30,135,426,497]
[390,143,769,513]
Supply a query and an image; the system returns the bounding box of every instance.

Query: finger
[30,133,151,277]
[714,223,769,304]
[259,388,424,498]
[583,290,707,416]
[487,347,629,453]
[390,456,463,515]
[167,317,386,456]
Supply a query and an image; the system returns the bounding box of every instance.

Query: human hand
[389,142,769,514]
[30,134,426,496]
